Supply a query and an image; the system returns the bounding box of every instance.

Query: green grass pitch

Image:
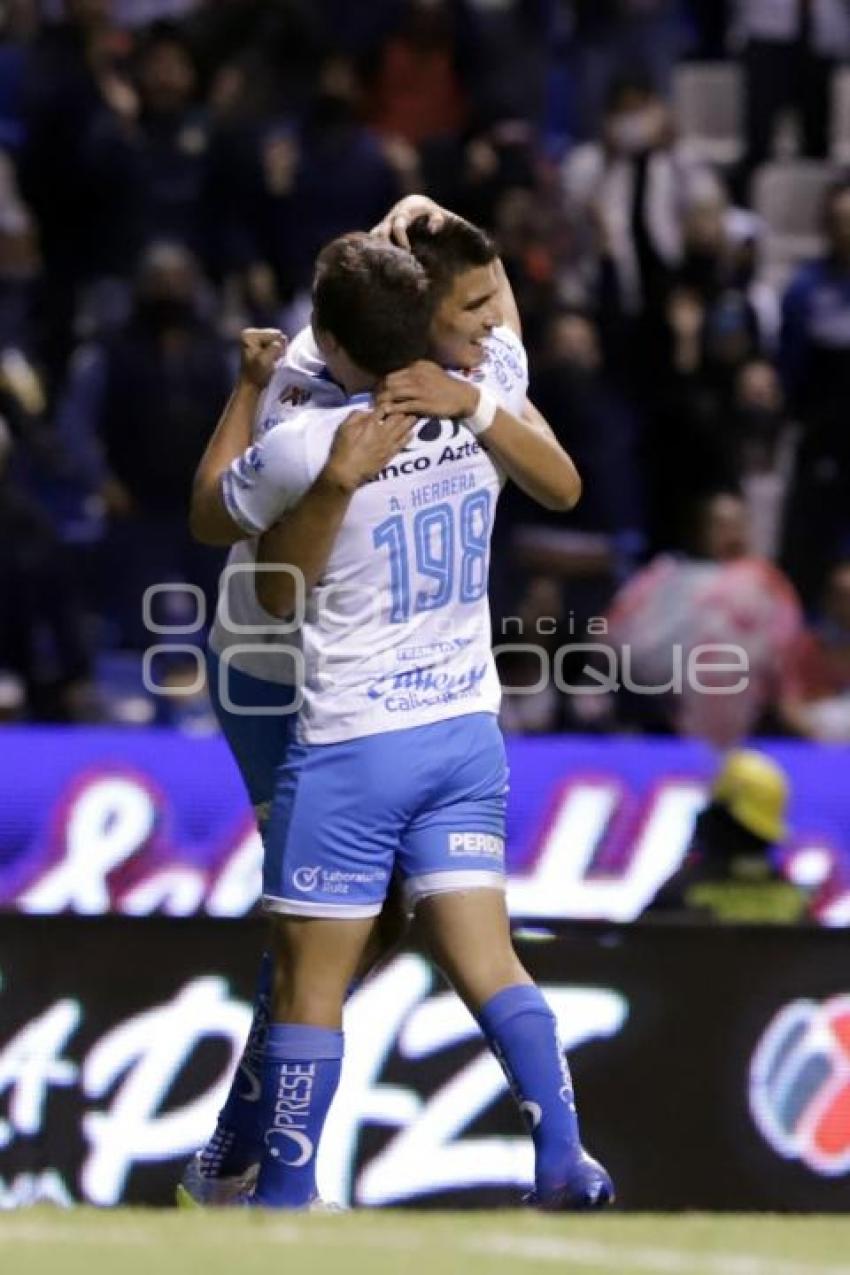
[3,1210,850,1275]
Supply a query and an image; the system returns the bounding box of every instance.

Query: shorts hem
[404,869,505,910]
[262,894,383,920]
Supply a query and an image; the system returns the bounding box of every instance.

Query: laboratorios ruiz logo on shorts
[292,865,386,897]
[749,995,850,1176]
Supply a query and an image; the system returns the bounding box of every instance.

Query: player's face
[428,263,501,371]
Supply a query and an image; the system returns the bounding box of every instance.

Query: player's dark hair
[312,233,433,376]
[407,216,497,302]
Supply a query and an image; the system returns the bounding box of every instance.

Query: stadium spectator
[566,0,684,143]
[54,241,229,647]
[730,358,798,562]
[673,180,778,347]
[562,77,719,319]
[435,121,540,240]
[644,749,806,923]
[18,0,140,383]
[461,0,555,127]
[224,55,407,316]
[0,416,93,720]
[780,560,850,741]
[0,150,40,356]
[780,180,850,605]
[641,283,763,552]
[364,0,469,146]
[520,309,645,554]
[185,0,329,119]
[736,0,850,182]
[128,21,212,261]
[605,491,804,744]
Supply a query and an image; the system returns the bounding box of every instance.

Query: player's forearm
[190,379,262,545]
[254,469,355,617]
[481,400,582,512]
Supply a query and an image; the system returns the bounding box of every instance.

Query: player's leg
[416,886,612,1209]
[246,731,400,1207]
[189,656,410,1199]
[250,912,375,1208]
[400,713,613,1210]
[187,653,297,1197]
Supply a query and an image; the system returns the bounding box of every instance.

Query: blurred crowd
[1,0,850,747]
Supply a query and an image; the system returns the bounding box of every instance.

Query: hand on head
[371,196,447,250]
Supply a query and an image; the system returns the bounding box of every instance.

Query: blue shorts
[206,650,297,826]
[263,713,508,919]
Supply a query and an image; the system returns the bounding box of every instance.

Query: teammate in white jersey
[201,213,612,1212]
[178,234,431,1206]
[183,206,609,1211]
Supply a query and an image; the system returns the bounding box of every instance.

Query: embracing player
[181,230,429,1205]
[186,198,611,1211]
[185,208,555,1212]
[189,201,612,1211]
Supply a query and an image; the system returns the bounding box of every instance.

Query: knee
[271,955,346,1028]
[431,941,530,1014]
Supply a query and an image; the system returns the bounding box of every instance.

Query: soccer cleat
[175,1153,259,1209]
[527,1150,615,1212]
[235,1191,346,1212]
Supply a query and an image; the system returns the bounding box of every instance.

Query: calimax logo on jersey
[365,663,489,713]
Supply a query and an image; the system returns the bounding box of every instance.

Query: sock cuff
[478,983,555,1035]
[266,1023,344,1061]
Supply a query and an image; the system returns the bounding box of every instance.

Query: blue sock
[253,1023,344,1208]
[200,958,363,1181]
[478,984,582,1198]
[200,951,273,1178]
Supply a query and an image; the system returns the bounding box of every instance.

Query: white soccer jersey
[208,327,343,683]
[217,326,528,743]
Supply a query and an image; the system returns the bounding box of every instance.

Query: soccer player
[180,232,430,1205]
[212,214,613,1212]
[184,211,559,1208]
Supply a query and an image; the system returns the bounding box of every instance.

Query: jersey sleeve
[220,411,317,536]
[477,325,529,416]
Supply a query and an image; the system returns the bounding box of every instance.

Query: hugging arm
[377,363,581,513]
[189,328,286,546]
